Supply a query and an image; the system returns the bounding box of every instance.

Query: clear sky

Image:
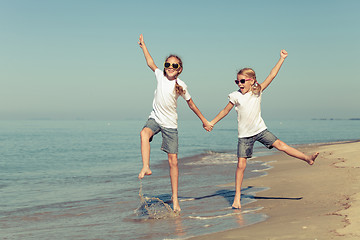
[1,0,359,121]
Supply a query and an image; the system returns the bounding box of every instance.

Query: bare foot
[172,197,181,212]
[306,152,319,165]
[138,167,152,179]
[232,196,242,209]
[232,202,242,209]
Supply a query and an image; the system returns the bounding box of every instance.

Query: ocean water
[0,119,359,239]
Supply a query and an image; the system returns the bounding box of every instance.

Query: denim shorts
[237,129,278,158]
[143,118,178,154]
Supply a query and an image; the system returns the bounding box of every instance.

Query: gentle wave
[184,151,239,166]
[188,207,264,220]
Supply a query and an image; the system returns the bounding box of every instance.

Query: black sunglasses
[164,62,180,69]
[235,78,252,84]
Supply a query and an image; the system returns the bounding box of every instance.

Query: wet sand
[190,141,360,239]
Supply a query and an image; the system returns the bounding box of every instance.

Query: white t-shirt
[148,68,191,129]
[228,90,267,138]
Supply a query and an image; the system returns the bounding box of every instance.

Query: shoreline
[189,140,360,239]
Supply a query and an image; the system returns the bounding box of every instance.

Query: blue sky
[1,0,359,120]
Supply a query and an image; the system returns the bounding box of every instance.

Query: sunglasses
[235,78,252,84]
[164,62,180,69]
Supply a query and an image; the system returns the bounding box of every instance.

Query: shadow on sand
[179,186,303,207]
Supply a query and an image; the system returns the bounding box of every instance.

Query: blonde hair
[237,68,261,95]
[163,54,185,95]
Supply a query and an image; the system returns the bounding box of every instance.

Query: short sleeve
[176,79,191,101]
[154,68,163,81]
[228,92,237,105]
[181,83,191,101]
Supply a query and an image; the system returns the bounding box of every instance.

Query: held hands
[280,49,288,59]
[203,121,214,132]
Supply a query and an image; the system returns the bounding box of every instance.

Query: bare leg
[138,127,153,179]
[272,139,319,165]
[232,157,247,209]
[168,153,181,212]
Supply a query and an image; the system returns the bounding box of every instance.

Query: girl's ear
[178,68,183,75]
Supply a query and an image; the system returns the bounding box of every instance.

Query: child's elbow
[188,103,195,110]
[187,102,196,111]
[222,109,230,117]
[147,60,155,67]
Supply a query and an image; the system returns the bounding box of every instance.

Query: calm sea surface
[1,119,359,239]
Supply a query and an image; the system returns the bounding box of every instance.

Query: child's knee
[140,128,152,140]
[168,154,178,167]
[140,129,145,137]
[274,140,287,151]
[237,158,247,170]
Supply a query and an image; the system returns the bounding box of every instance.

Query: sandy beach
[190,141,360,240]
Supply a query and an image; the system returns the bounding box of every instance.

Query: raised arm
[138,34,157,72]
[260,49,288,92]
[186,98,212,131]
[210,102,234,127]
